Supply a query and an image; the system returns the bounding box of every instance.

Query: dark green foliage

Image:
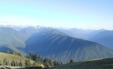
[69,59,74,64]
[27,53,38,61]
[25,59,31,66]
[27,53,59,67]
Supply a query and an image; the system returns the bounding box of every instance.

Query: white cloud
[0,16,113,30]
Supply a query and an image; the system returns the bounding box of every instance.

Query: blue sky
[0,0,113,29]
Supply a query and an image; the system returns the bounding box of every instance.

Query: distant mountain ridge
[61,29,113,48]
[0,27,37,52]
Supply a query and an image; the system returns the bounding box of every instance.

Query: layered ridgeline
[25,28,113,63]
[0,27,24,52]
[61,29,113,49]
[0,27,36,52]
[89,30,113,49]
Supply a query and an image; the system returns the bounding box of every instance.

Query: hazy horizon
[0,0,113,30]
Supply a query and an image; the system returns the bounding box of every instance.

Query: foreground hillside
[0,52,60,69]
[0,52,43,67]
[52,58,113,69]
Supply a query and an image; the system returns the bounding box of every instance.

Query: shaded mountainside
[0,46,11,52]
[61,29,113,49]
[89,30,113,48]
[25,28,113,63]
[51,58,113,69]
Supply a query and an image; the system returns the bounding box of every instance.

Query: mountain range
[25,28,113,63]
[0,26,113,63]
